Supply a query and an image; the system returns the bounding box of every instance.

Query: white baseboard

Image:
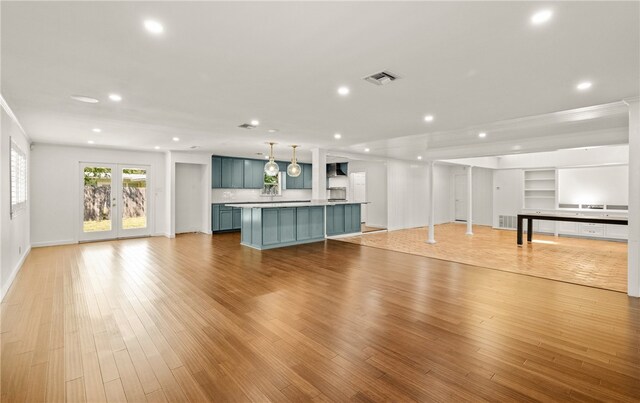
[32,239,77,248]
[1,245,31,302]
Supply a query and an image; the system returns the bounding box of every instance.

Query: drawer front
[580,224,604,237]
[605,224,628,239]
[558,222,579,234]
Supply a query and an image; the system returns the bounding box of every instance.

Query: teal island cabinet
[224,202,364,250]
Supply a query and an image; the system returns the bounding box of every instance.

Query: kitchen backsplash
[212,188,312,203]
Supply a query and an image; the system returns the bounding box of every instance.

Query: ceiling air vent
[238,123,256,129]
[363,70,400,86]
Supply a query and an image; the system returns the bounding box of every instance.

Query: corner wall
[1,102,31,300]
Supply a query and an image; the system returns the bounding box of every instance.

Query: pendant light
[287,145,301,177]
[264,142,279,177]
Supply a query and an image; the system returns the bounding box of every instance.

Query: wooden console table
[516,213,628,245]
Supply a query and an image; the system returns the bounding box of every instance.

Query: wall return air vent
[238,123,256,129]
[363,70,400,86]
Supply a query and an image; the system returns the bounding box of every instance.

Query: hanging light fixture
[264,142,279,176]
[287,145,301,177]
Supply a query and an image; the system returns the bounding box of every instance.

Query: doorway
[175,163,206,234]
[352,172,367,223]
[79,163,150,241]
[454,173,467,222]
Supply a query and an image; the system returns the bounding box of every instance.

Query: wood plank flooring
[340,223,628,292]
[1,232,639,402]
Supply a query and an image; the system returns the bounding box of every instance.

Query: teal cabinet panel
[219,210,233,230]
[345,204,353,233]
[232,159,244,188]
[310,206,324,238]
[212,204,220,231]
[244,159,264,189]
[352,204,361,230]
[220,158,234,188]
[241,209,252,244]
[296,207,310,240]
[339,162,348,176]
[326,206,334,235]
[303,164,313,189]
[212,157,222,188]
[333,205,345,234]
[251,208,262,245]
[279,208,296,243]
[232,208,242,229]
[262,209,280,245]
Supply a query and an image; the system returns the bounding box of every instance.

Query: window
[10,139,27,218]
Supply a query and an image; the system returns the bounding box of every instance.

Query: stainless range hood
[327,163,347,177]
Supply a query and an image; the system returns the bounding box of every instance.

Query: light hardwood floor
[1,233,639,402]
[341,223,628,292]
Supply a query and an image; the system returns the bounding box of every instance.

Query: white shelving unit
[524,169,557,210]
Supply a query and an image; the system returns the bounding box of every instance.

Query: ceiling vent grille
[238,123,256,129]
[363,70,400,86]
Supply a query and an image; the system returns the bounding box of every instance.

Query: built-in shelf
[524,169,556,210]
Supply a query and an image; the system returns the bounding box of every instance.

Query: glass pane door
[120,167,148,235]
[81,164,117,241]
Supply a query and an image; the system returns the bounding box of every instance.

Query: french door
[79,163,151,241]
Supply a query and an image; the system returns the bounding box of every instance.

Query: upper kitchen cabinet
[211,156,222,188]
[221,157,244,188]
[244,159,264,189]
[303,163,312,189]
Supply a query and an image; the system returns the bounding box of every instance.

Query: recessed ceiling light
[531,9,552,25]
[251,119,260,126]
[108,93,122,102]
[144,20,164,34]
[424,115,434,122]
[478,132,487,138]
[337,86,350,96]
[71,95,99,103]
[154,146,160,150]
[577,81,592,91]
[264,155,270,159]
[172,137,180,142]
[364,148,370,152]
[268,129,277,133]
[334,133,342,139]
[92,128,101,133]
[417,156,422,160]
[87,140,95,144]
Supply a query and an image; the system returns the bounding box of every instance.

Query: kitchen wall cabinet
[213,155,313,190]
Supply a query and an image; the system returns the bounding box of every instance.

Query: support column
[466,166,473,235]
[311,148,327,201]
[427,161,436,244]
[625,97,640,297]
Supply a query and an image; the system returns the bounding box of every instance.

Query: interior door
[454,174,467,222]
[352,172,367,223]
[80,163,150,241]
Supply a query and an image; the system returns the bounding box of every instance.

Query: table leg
[517,216,523,245]
[527,218,533,242]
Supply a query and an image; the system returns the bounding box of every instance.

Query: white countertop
[225,201,369,208]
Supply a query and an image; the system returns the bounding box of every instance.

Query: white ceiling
[2,1,638,161]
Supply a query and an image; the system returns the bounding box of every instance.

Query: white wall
[30,144,167,246]
[175,163,206,233]
[1,102,31,300]
[348,160,388,228]
[447,165,493,226]
[558,165,629,206]
[387,161,428,230]
[433,164,453,224]
[492,169,524,227]
[497,145,628,169]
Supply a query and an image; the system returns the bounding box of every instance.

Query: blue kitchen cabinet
[232,207,242,229]
[326,203,360,236]
[244,159,264,189]
[279,208,296,243]
[212,157,222,188]
[219,207,233,231]
[296,207,311,240]
[220,158,244,188]
[303,164,313,189]
[310,206,324,238]
[212,204,220,231]
[262,209,280,245]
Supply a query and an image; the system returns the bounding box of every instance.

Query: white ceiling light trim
[337,86,350,96]
[334,133,342,139]
[577,81,593,91]
[108,93,122,102]
[144,19,164,34]
[531,9,553,25]
[172,137,180,142]
[250,119,260,126]
[92,128,101,133]
[70,95,99,104]
[424,115,434,122]
[478,132,487,138]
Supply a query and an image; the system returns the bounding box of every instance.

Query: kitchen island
[224,201,365,250]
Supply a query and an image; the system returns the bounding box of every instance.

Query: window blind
[10,139,27,218]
